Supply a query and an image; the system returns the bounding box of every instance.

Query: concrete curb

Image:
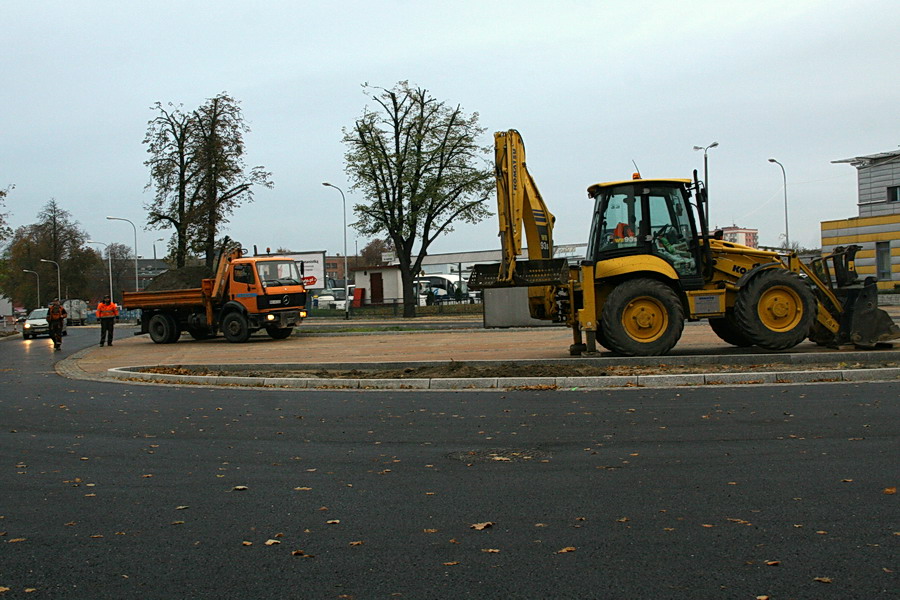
[103,364,900,391]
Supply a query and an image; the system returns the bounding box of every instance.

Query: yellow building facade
[825,151,900,290]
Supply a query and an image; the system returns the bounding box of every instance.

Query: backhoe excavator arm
[469,130,569,292]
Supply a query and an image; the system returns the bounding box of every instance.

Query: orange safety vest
[96,302,119,319]
[48,304,67,321]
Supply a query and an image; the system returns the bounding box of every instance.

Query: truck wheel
[221,312,251,343]
[601,278,684,356]
[148,313,179,344]
[266,326,293,340]
[734,269,815,351]
[709,311,752,347]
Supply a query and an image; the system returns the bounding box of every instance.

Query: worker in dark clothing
[96,295,119,346]
[47,298,67,351]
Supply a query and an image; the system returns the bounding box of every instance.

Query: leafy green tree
[0,185,13,246]
[342,82,493,316]
[359,237,394,266]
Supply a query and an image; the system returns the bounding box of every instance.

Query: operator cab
[586,178,704,287]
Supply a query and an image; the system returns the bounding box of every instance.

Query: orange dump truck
[123,248,308,343]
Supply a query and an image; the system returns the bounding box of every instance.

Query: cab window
[233,264,254,285]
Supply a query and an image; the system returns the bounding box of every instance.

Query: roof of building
[832,149,900,167]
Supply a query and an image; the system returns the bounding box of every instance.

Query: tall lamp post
[23,269,40,308]
[768,158,789,250]
[106,216,139,291]
[322,182,350,320]
[87,241,114,302]
[692,142,719,194]
[40,259,61,300]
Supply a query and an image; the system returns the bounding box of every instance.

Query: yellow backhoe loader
[470,130,900,356]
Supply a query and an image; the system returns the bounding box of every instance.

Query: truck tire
[709,311,753,347]
[221,312,251,343]
[266,326,293,340]
[733,269,815,351]
[148,313,180,344]
[600,278,684,356]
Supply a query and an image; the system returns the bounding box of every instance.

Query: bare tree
[342,82,493,316]
[192,93,273,268]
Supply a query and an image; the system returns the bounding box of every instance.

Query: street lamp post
[40,259,61,300]
[153,238,165,260]
[768,158,789,250]
[87,241,114,302]
[692,142,719,194]
[23,269,40,308]
[106,216,139,291]
[322,182,350,320]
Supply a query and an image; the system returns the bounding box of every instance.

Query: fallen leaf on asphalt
[443,561,460,566]
[816,530,828,535]
[175,506,189,510]
[171,521,185,525]
[702,524,715,528]
[423,529,439,533]
[813,577,833,583]
[765,560,780,566]
[756,596,770,600]
[482,548,500,553]
[232,486,248,491]
[884,487,897,495]
[0,587,10,593]
[350,541,364,546]
[293,487,312,491]
[241,541,253,546]
[557,547,576,553]
[616,517,629,523]
[470,522,493,530]
[8,538,26,543]
[292,549,314,557]
[326,520,340,525]
[265,539,280,546]
[841,479,853,482]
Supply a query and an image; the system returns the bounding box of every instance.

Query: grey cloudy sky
[3,0,898,260]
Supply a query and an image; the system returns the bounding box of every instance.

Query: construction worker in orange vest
[96,295,119,347]
[47,299,67,351]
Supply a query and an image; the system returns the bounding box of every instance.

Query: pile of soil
[145,266,215,292]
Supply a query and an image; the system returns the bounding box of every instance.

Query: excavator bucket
[843,277,900,347]
[469,258,569,289]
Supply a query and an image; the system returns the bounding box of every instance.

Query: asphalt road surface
[1,327,897,599]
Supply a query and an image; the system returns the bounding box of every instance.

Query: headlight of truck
[266,314,276,321]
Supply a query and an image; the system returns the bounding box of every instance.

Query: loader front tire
[601,278,684,356]
[734,269,815,351]
[709,311,753,347]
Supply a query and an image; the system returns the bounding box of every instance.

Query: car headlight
[24,323,31,329]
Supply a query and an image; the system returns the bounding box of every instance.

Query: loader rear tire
[734,269,815,351]
[601,278,684,356]
[709,311,753,347]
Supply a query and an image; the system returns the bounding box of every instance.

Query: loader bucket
[469,258,569,289]
[843,277,900,347]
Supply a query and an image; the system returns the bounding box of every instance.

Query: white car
[22,307,68,340]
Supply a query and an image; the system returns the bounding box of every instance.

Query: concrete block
[498,377,559,388]
[841,367,900,381]
[638,374,706,387]
[264,377,307,388]
[359,378,430,389]
[308,378,359,389]
[769,370,843,383]
[704,372,776,385]
[429,377,498,389]
[558,376,637,388]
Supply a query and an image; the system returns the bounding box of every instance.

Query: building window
[876,241,892,280]
[889,186,900,202]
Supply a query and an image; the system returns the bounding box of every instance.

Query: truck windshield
[256,260,303,287]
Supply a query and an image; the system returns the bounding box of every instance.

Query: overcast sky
[3,0,898,261]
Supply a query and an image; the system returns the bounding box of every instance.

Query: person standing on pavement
[47,298,67,351]
[96,295,119,347]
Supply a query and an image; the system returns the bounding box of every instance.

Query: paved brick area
[69,315,898,377]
